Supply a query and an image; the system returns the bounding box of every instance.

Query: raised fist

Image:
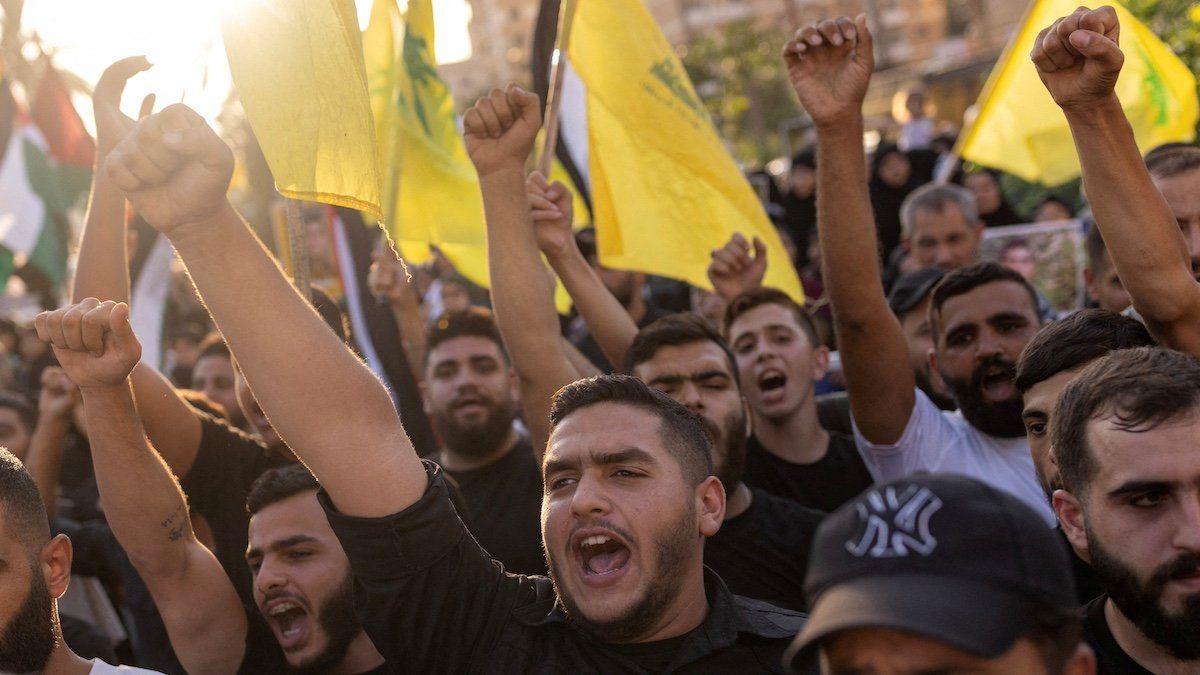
[708,232,767,301]
[93,56,155,158]
[783,15,874,128]
[527,171,577,261]
[105,104,234,236]
[34,299,142,390]
[464,84,542,177]
[1031,6,1123,112]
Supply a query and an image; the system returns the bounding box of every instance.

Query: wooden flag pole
[537,0,578,177]
[285,199,314,302]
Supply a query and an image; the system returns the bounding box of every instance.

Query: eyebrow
[544,447,659,478]
[246,534,319,561]
[986,311,1031,325]
[1107,480,1174,500]
[647,370,731,387]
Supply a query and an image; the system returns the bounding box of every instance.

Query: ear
[695,476,726,537]
[41,534,73,600]
[811,344,831,383]
[1063,642,1097,675]
[927,346,940,379]
[901,238,912,253]
[1053,489,1090,562]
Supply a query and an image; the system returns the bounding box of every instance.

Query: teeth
[269,602,300,616]
[580,535,612,548]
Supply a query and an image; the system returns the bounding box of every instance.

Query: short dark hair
[549,375,713,486]
[424,307,509,367]
[246,464,318,516]
[0,448,49,558]
[1084,223,1109,273]
[1145,144,1200,182]
[624,313,739,383]
[1015,309,1154,394]
[930,262,1040,338]
[722,287,819,348]
[198,332,230,361]
[1052,347,1200,496]
[0,391,36,434]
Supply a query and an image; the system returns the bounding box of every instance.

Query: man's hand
[38,367,80,421]
[35,299,142,390]
[464,84,542,177]
[708,233,767,301]
[368,248,416,306]
[1031,6,1123,113]
[93,56,155,158]
[527,171,577,261]
[784,15,874,128]
[105,104,234,236]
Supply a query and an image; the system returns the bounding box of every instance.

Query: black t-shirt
[180,411,292,604]
[1083,596,1154,675]
[443,437,547,576]
[320,462,810,673]
[705,488,824,611]
[743,432,874,512]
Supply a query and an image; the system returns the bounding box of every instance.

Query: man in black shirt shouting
[103,86,806,671]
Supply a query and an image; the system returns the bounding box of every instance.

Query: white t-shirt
[89,661,163,674]
[852,388,1057,527]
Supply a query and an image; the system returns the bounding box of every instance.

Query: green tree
[1124,0,1200,136]
[680,20,799,166]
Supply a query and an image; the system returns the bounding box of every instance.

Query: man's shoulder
[750,488,826,529]
[732,594,808,639]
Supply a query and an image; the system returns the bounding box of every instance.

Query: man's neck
[326,631,386,674]
[1105,598,1200,675]
[40,642,92,675]
[723,483,753,520]
[623,563,710,644]
[438,428,520,472]
[751,399,829,464]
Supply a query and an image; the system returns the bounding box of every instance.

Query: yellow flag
[958,0,1198,186]
[564,0,802,300]
[221,0,382,217]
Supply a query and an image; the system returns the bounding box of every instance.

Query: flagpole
[538,0,578,176]
[285,199,314,302]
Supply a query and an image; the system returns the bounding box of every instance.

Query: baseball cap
[785,474,1076,671]
[887,267,944,316]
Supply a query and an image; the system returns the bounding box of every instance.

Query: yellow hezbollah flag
[221,0,382,217]
[564,0,802,300]
[958,0,1198,186]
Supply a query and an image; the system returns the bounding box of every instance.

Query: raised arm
[785,16,915,443]
[72,57,207,476]
[105,104,425,517]
[23,367,79,519]
[528,172,639,370]
[1032,6,1200,354]
[465,86,580,452]
[35,299,246,675]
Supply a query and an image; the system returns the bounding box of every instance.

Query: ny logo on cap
[846,486,943,558]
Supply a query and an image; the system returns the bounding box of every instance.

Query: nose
[935,243,957,270]
[1173,491,1200,553]
[677,381,703,414]
[1185,223,1200,269]
[975,326,1004,360]
[569,473,612,519]
[254,556,288,596]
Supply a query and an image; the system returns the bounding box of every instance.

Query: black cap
[785,474,1076,670]
[887,267,944,317]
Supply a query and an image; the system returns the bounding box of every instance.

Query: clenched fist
[463,84,542,178]
[1031,6,1123,113]
[783,15,874,128]
[35,299,142,390]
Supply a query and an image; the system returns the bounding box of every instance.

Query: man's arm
[528,172,639,370]
[785,17,915,444]
[72,57,207,476]
[1033,6,1200,354]
[23,367,79,519]
[106,104,425,517]
[34,299,246,675]
[466,87,581,452]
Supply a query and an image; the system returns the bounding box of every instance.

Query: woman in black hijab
[870,143,918,261]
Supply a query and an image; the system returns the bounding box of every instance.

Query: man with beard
[1052,347,1200,674]
[422,308,547,575]
[625,313,825,610]
[787,15,1054,525]
[0,448,162,674]
[33,299,386,674]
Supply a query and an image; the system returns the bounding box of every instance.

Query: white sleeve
[852,388,957,482]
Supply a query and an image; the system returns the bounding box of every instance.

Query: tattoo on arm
[160,503,188,542]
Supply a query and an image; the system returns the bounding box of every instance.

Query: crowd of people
[2,5,1200,674]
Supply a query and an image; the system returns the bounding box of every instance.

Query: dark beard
[700,409,747,492]
[433,398,515,459]
[1089,530,1200,659]
[289,571,363,673]
[942,357,1025,438]
[0,563,56,673]
[548,508,696,643]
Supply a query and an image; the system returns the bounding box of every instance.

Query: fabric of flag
[221,0,383,218]
[958,0,1198,186]
[0,123,71,287]
[561,0,803,300]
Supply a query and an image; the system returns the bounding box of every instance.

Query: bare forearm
[168,204,423,517]
[23,416,70,519]
[388,299,427,380]
[549,249,639,370]
[72,169,131,304]
[1066,96,1199,325]
[815,118,914,441]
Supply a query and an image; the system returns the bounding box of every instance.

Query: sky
[20,0,473,127]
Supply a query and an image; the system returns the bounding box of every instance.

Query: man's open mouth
[757,369,788,395]
[979,363,1015,403]
[264,598,311,651]
[572,530,632,581]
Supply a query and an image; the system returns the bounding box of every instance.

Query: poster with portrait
[980,219,1086,314]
